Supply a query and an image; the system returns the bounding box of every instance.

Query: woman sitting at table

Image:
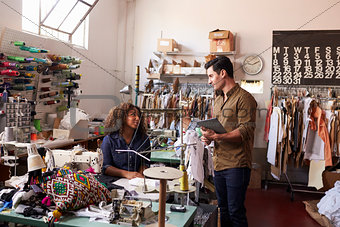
[101,103,150,179]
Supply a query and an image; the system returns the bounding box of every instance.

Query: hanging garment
[206,146,214,177]
[183,130,205,184]
[264,95,274,142]
[302,97,314,152]
[295,110,304,167]
[312,106,332,167]
[325,110,336,155]
[267,107,283,166]
[304,119,325,161]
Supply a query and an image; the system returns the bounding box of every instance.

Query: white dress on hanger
[183,130,205,184]
[267,107,283,166]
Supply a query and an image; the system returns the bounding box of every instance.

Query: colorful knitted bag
[42,168,112,219]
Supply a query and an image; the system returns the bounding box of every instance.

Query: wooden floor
[245,183,323,227]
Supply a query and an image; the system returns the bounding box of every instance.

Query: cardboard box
[209,29,234,52]
[180,67,206,75]
[249,163,262,189]
[157,38,177,53]
[147,73,160,80]
[322,170,340,191]
[163,64,173,74]
[53,119,89,140]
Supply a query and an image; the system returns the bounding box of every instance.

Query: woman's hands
[124,171,143,180]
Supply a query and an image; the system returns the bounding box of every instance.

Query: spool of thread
[1,69,19,76]
[7,56,26,62]
[99,126,105,135]
[4,127,14,142]
[49,64,68,70]
[26,86,35,90]
[13,41,25,46]
[2,89,8,102]
[40,87,50,92]
[34,119,42,132]
[41,78,51,83]
[135,65,140,91]
[135,65,140,105]
[39,91,58,99]
[43,100,60,105]
[30,133,37,141]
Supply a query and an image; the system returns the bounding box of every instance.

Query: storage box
[163,64,173,74]
[249,163,262,189]
[209,29,234,52]
[53,119,89,140]
[157,38,177,53]
[322,170,340,191]
[146,73,160,80]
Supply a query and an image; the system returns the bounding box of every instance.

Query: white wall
[0,0,132,118]
[1,0,340,147]
[0,0,22,31]
[132,0,340,148]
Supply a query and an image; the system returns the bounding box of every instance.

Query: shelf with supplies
[153,51,236,57]
[147,50,236,80]
[147,73,207,80]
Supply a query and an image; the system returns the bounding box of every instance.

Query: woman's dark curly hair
[104,102,146,136]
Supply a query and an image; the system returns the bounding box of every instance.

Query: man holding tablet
[200,56,257,227]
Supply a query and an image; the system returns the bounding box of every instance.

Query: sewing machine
[52,146,103,173]
[110,199,155,226]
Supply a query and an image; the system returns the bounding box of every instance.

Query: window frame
[38,0,99,43]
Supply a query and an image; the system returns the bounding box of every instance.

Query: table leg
[158,179,167,227]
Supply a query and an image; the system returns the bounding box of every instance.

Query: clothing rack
[266,85,340,200]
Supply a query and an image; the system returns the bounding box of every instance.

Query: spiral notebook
[197,118,227,134]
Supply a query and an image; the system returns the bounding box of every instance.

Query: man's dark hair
[204,56,233,78]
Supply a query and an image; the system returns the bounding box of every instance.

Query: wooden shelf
[161,73,207,78]
[147,73,207,80]
[153,51,235,58]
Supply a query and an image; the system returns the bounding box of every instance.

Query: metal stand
[284,172,324,201]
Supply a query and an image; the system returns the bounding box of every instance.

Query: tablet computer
[197,118,227,134]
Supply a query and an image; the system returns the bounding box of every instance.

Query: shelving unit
[148,50,236,81]
[153,51,236,57]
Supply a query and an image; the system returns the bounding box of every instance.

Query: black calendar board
[272,30,340,86]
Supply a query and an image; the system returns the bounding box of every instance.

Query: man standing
[201,56,257,227]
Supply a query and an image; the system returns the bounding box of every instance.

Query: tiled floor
[246,183,323,227]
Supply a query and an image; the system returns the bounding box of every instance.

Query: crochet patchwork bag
[42,168,111,218]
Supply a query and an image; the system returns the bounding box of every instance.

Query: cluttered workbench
[0,202,197,227]
[150,150,180,164]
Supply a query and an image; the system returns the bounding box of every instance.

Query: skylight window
[22,0,98,48]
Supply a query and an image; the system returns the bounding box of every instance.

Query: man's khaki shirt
[213,84,257,171]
